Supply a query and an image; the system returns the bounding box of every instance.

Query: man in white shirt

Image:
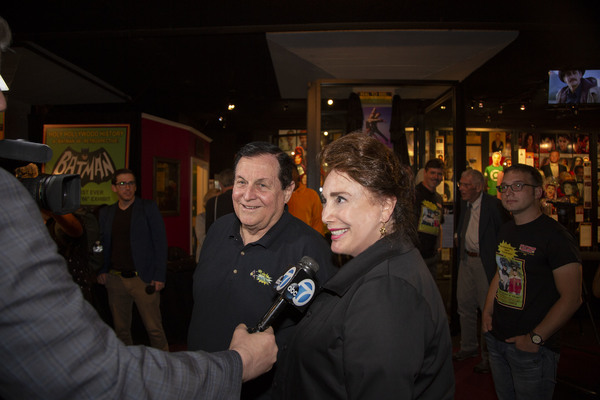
[453,169,509,374]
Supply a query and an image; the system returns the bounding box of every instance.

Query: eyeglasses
[116,181,136,187]
[496,183,537,193]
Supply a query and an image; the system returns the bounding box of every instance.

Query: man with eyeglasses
[97,168,170,350]
[483,164,582,399]
[453,169,509,374]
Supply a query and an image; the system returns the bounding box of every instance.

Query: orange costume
[287,182,325,235]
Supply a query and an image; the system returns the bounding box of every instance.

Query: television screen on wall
[548,69,600,105]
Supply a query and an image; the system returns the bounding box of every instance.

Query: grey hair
[461,169,485,186]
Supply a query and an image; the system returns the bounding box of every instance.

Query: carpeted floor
[453,353,497,400]
[452,317,600,400]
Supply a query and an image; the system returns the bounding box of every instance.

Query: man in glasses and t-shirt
[483,164,582,399]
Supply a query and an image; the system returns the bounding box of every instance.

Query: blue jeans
[485,332,560,400]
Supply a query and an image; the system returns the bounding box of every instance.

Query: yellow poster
[43,124,130,205]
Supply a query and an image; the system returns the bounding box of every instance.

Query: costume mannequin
[484,152,504,197]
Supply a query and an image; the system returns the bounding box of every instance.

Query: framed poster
[43,124,130,206]
[278,129,301,152]
[489,131,506,154]
[359,91,393,148]
[154,157,180,216]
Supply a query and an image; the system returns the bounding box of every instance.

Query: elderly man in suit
[453,169,510,373]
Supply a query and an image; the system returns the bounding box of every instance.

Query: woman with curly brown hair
[273,133,454,399]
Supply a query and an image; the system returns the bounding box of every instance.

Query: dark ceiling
[2,1,600,138]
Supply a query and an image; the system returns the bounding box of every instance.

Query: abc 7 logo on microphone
[276,266,296,292]
[285,279,316,307]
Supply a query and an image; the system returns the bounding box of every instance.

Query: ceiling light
[478,101,484,108]
[323,131,329,136]
[440,105,446,110]
[520,104,526,111]
[327,99,334,106]
[228,103,236,111]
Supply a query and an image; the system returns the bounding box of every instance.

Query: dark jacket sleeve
[0,168,243,399]
[135,199,168,282]
[479,194,511,282]
[342,275,453,399]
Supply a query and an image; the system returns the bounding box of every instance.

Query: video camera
[0,138,80,214]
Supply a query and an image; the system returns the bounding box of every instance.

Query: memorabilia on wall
[43,124,130,206]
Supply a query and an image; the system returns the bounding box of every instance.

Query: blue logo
[276,267,296,292]
[292,279,315,307]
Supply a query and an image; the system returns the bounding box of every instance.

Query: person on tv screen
[556,70,600,104]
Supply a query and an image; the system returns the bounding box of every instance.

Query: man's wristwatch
[530,331,544,345]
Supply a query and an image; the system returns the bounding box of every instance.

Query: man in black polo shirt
[188,142,337,399]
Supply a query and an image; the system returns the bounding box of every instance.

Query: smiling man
[415,158,445,278]
[188,141,337,399]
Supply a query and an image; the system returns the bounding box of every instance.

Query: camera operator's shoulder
[0,165,14,182]
[0,167,30,198]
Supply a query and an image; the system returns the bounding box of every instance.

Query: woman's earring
[379,223,387,237]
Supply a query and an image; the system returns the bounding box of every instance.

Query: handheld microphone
[248,256,320,333]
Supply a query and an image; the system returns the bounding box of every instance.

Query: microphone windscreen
[298,256,319,273]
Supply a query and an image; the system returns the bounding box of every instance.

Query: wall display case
[154,157,180,216]
[301,79,600,253]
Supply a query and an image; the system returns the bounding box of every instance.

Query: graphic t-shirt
[415,183,444,259]
[491,214,580,349]
[484,165,504,196]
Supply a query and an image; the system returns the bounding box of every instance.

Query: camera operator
[15,163,100,309]
[0,15,277,399]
